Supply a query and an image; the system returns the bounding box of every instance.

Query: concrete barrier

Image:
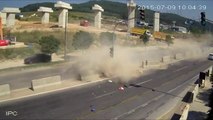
[0,84,10,96]
[189,84,199,103]
[80,74,100,82]
[174,53,184,60]
[146,60,161,66]
[162,56,171,63]
[31,76,61,91]
[179,104,190,120]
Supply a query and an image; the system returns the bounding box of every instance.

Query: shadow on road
[171,113,181,120]
[187,111,207,120]
[196,89,211,106]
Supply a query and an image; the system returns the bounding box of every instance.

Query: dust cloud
[70,34,213,83]
[169,34,213,56]
[73,46,141,83]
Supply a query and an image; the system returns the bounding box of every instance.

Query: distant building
[171,26,187,33]
[160,24,170,30]
[135,21,148,27]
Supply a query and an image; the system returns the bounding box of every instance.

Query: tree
[38,35,60,55]
[72,31,94,50]
[140,33,149,45]
[165,35,173,46]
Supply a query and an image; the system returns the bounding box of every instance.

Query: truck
[153,31,174,41]
[130,27,151,36]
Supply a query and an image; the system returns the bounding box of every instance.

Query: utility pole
[110,22,118,58]
[64,11,68,60]
[110,20,128,58]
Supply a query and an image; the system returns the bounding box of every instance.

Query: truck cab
[130,27,152,37]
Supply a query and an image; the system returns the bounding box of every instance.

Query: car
[0,40,10,46]
[24,53,51,64]
[208,53,213,60]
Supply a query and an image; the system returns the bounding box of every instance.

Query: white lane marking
[153,94,164,101]
[94,79,153,99]
[113,100,153,120]
[113,74,199,119]
[138,79,153,85]
[94,91,117,99]
[173,66,188,72]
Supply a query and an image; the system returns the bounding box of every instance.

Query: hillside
[20,0,213,33]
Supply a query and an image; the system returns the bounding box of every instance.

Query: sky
[0,0,212,21]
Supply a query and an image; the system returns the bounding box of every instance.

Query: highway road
[0,58,212,119]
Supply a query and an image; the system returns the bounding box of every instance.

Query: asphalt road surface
[0,58,212,120]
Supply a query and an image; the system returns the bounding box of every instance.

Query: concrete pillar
[92,4,104,29]
[37,7,53,24]
[0,12,6,25]
[54,1,72,28]
[154,12,160,32]
[58,9,68,27]
[209,66,213,76]
[1,7,20,27]
[127,0,136,31]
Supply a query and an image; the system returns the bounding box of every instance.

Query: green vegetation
[39,35,60,54]
[99,32,115,46]
[0,60,66,74]
[11,30,64,44]
[9,31,73,58]
[20,11,94,23]
[20,2,56,12]
[72,31,94,50]
[20,0,128,19]
[9,30,95,54]
[0,47,36,60]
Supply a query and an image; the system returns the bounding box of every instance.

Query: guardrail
[171,66,213,120]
